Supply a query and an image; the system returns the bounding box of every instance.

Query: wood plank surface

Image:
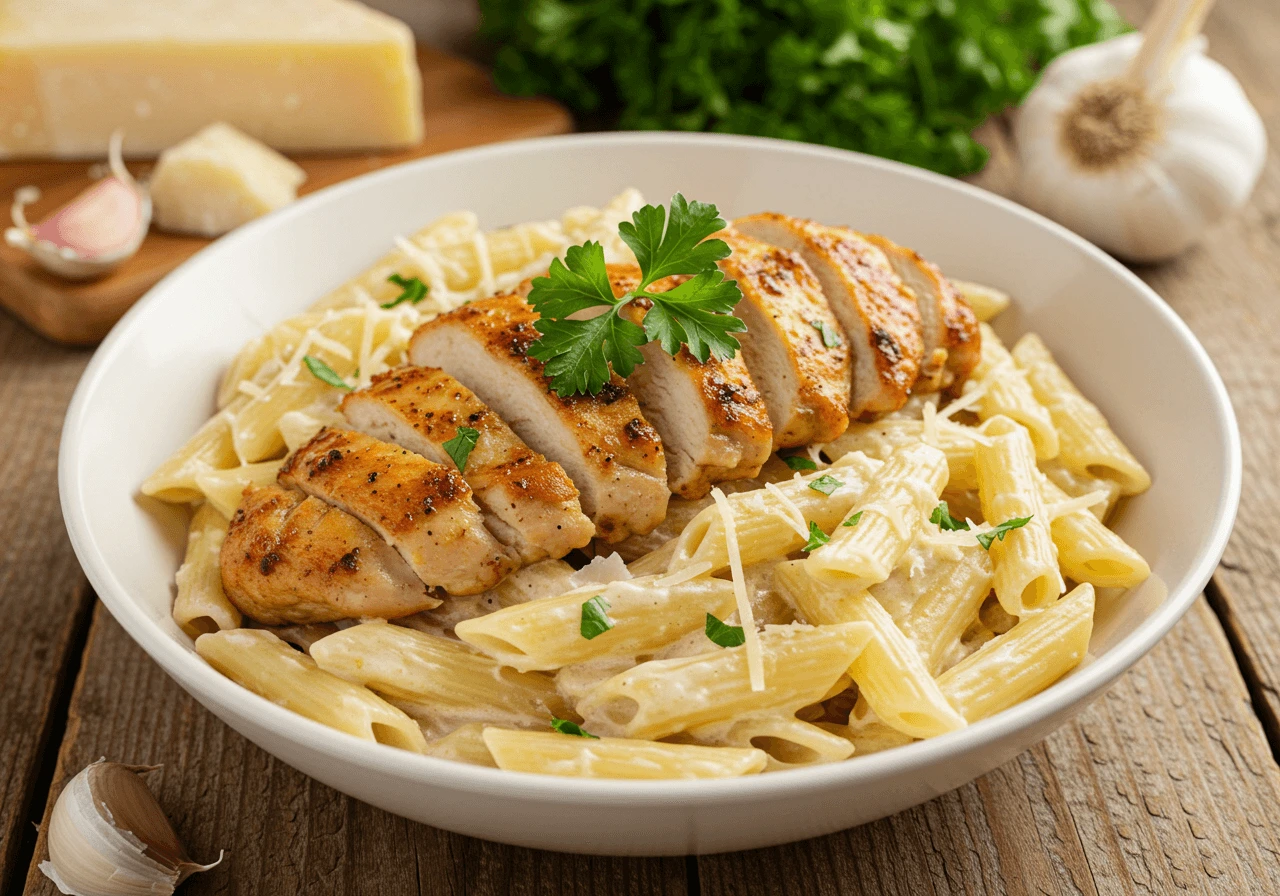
[0,314,94,896]
[0,45,572,346]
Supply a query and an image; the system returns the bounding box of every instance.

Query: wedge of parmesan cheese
[150,124,306,237]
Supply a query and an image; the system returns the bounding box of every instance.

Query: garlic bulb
[1012,0,1265,262]
[5,130,150,279]
[39,760,221,896]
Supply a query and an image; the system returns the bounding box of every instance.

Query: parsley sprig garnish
[551,717,598,738]
[303,355,352,391]
[526,194,746,396]
[704,613,746,648]
[382,273,428,308]
[781,454,818,472]
[808,474,843,496]
[442,426,479,473]
[930,501,970,532]
[579,595,614,640]
[977,516,1033,549]
[803,521,829,552]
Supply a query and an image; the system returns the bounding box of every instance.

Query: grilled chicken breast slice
[734,213,924,418]
[279,428,518,595]
[715,230,851,448]
[341,366,594,562]
[221,485,439,625]
[600,264,773,499]
[862,234,981,392]
[408,295,669,542]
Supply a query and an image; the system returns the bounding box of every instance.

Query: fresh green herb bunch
[480,0,1129,177]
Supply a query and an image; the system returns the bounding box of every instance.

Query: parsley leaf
[842,511,864,527]
[382,273,428,308]
[811,318,843,348]
[704,612,746,648]
[442,426,480,473]
[930,501,970,532]
[526,195,744,396]
[803,520,829,552]
[808,474,843,496]
[551,717,599,739]
[580,595,614,640]
[303,355,351,391]
[976,516,1033,550]
[782,454,818,472]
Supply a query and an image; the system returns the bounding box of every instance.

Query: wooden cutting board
[0,46,572,346]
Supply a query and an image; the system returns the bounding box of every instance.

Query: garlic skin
[1013,31,1266,263]
[39,760,221,896]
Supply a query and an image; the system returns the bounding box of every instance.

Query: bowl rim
[59,130,1241,805]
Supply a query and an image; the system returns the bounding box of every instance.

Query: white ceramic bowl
[59,133,1240,855]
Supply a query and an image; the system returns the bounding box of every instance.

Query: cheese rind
[150,123,307,237]
[0,0,423,159]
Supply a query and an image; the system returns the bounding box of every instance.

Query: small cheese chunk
[0,0,423,159]
[151,123,306,237]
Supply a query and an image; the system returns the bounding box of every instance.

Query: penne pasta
[805,444,948,588]
[172,503,240,637]
[966,323,1058,459]
[140,403,245,503]
[577,623,874,741]
[195,458,284,519]
[1012,333,1151,495]
[310,622,566,729]
[455,575,737,672]
[1041,474,1150,588]
[975,416,1065,615]
[773,561,965,738]
[424,722,498,767]
[196,628,427,751]
[948,279,1011,323]
[939,584,1095,722]
[693,715,855,767]
[668,453,884,573]
[482,728,768,779]
[823,416,986,492]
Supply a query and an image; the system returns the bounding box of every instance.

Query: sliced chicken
[600,263,773,499]
[340,365,594,562]
[862,233,981,392]
[734,213,924,418]
[715,230,851,448]
[278,428,518,595]
[221,484,439,625]
[408,295,669,542]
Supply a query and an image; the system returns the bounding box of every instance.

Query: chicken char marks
[221,484,440,625]
[408,295,669,543]
[734,213,925,418]
[602,263,773,499]
[278,427,518,594]
[341,365,595,562]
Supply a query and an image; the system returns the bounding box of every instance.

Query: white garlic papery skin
[39,760,221,896]
[1013,30,1266,263]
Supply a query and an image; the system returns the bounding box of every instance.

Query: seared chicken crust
[734,213,924,418]
[221,485,440,625]
[279,427,518,594]
[409,295,669,542]
[341,366,594,562]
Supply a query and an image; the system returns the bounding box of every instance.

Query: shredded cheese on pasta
[1046,489,1111,520]
[711,488,765,692]
[763,482,811,539]
[652,562,713,588]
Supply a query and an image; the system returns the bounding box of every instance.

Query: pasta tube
[949,279,1011,323]
[967,323,1058,459]
[822,417,986,491]
[172,503,240,637]
[805,444,948,588]
[774,561,965,738]
[938,584,1095,722]
[577,623,874,740]
[482,729,767,779]
[881,543,994,675]
[310,622,566,728]
[1041,474,1150,588]
[455,575,737,672]
[196,629,426,751]
[140,404,244,503]
[194,459,284,519]
[688,715,855,767]
[1012,334,1151,495]
[668,452,883,573]
[975,416,1065,615]
[424,722,497,767]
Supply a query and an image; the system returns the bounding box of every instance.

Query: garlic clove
[39,760,221,896]
[5,130,151,280]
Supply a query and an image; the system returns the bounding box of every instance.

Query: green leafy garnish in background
[526,194,745,396]
[382,273,428,308]
[303,355,351,391]
[480,0,1129,177]
[782,454,818,472]
[704,612,746,648]
[551,717,599,738]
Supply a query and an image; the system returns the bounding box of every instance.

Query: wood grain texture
[0,45,572,346]
[20,605,688,896]
[0,315,94,893]
[698,600,1280,895]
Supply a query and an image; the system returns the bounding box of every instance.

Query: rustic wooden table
[4,1,1279,892]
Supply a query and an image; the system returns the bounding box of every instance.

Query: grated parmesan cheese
[236,380,266,399]
[1046,489,1110,520]
[763,482,811,539]
[652,561,713,588]
[711,488,765,692]
[922,401,939,448]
